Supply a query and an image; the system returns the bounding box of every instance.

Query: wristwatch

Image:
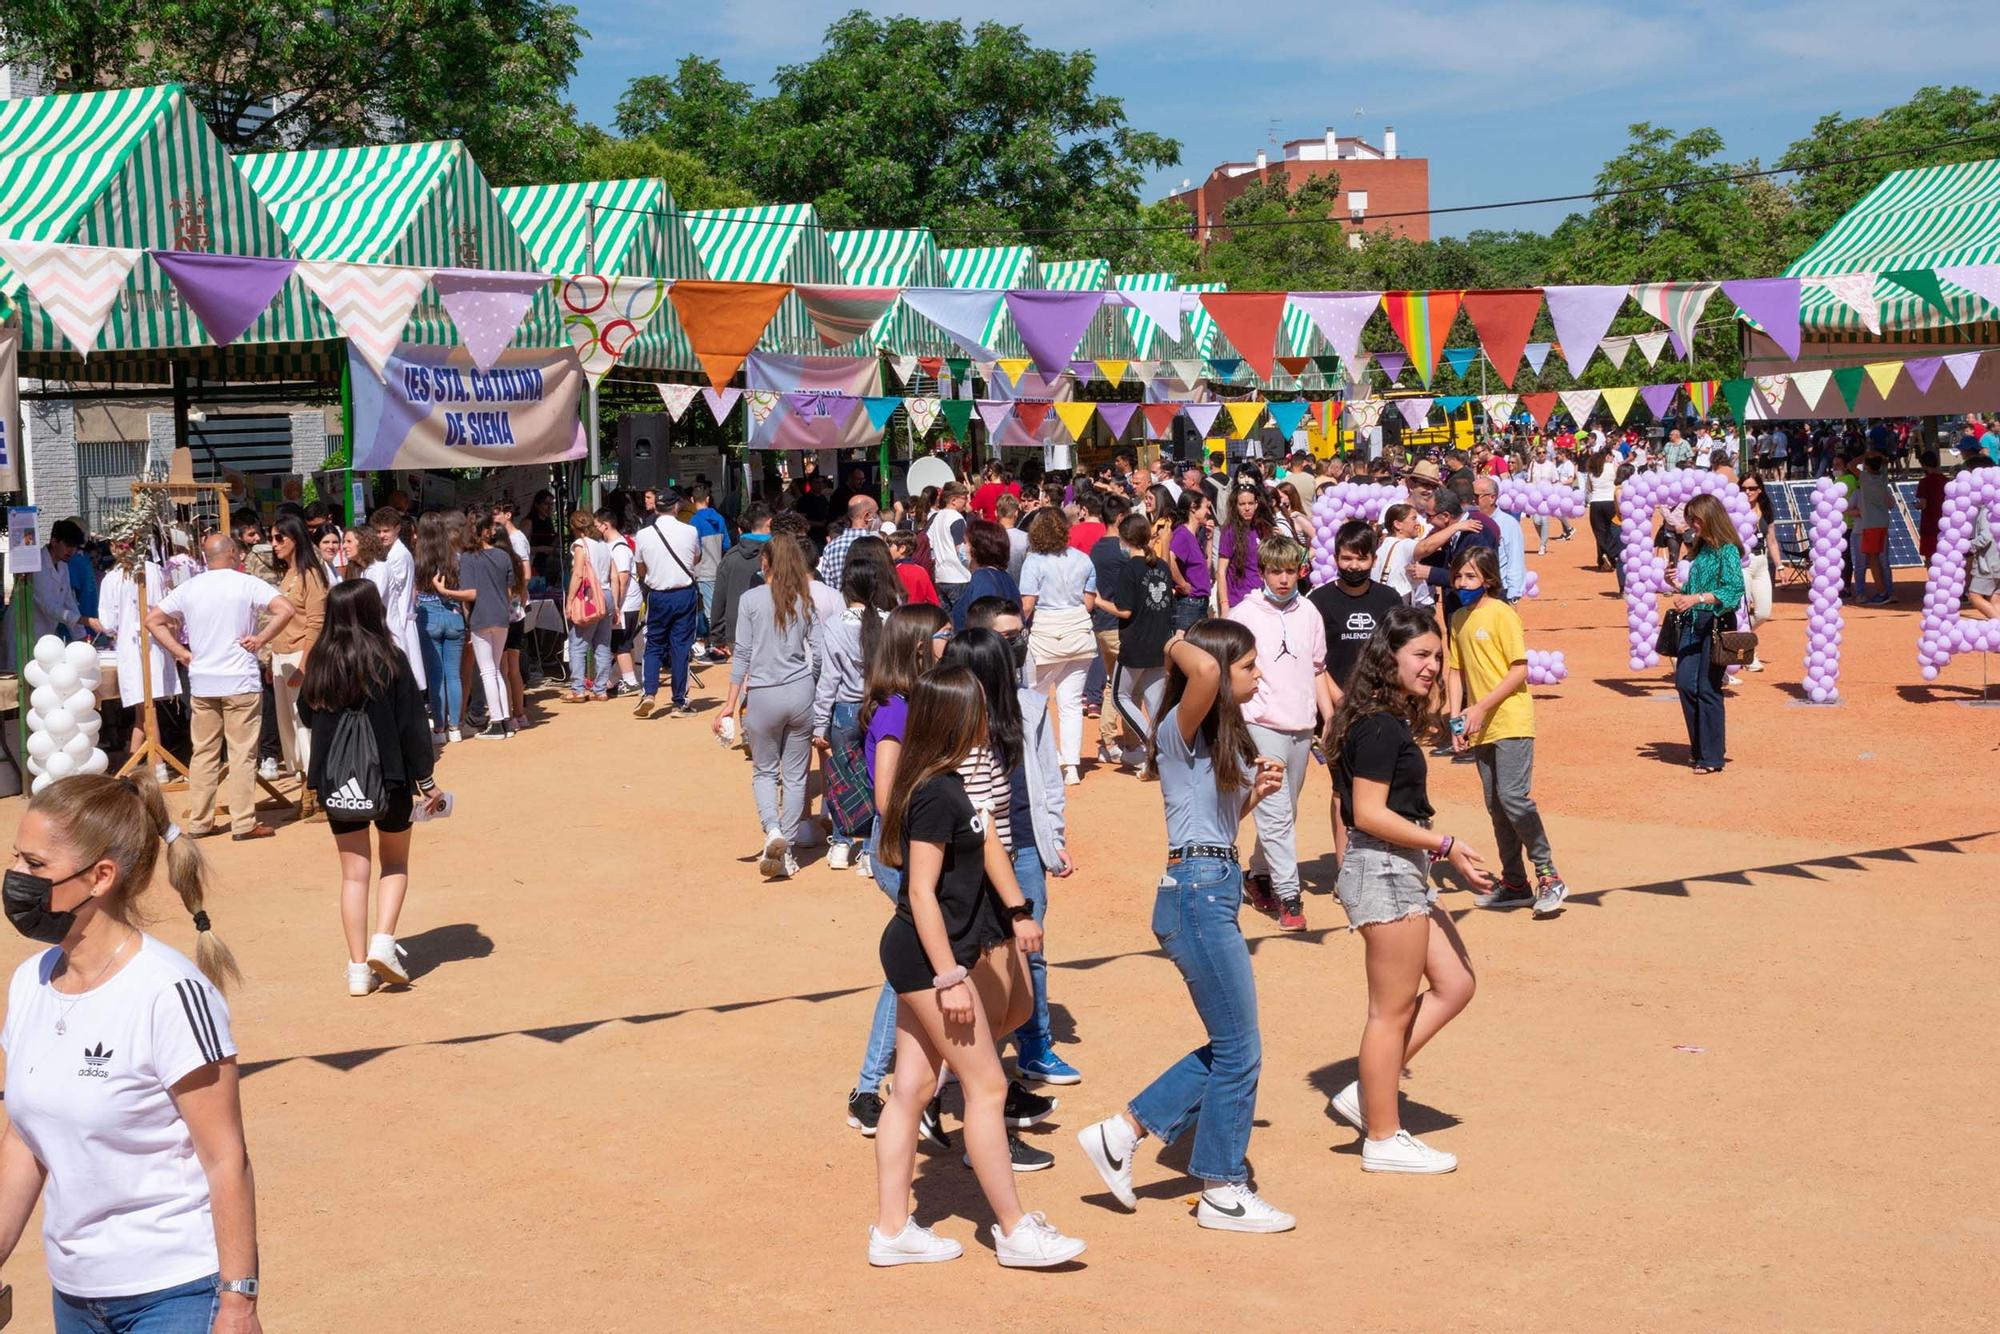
[219,1278,259,1299]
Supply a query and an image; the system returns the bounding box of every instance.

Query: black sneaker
[846,1089,884,1137]
[963,1134,1054,1173]
[1004,1079,1057,1129]
[918,1093,951,1150]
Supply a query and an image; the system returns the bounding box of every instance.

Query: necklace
[53,931,137,1036]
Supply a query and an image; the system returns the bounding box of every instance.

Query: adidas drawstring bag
[321,707,387,821]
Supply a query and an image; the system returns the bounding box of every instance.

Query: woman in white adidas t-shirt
[0,774,262,1332]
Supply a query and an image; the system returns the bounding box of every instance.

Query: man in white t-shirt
[597,510,644,696]
[369,507,426,691]
[927,483,973,608]
[632,499,703,718]
[148,534,296,839]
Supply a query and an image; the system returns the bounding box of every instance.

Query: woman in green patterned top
[1663,494,1745,774]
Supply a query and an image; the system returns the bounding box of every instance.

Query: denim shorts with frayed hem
[1334,830,1437,930]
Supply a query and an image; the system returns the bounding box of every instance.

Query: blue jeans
[55,1273,220,1333]
[696,578,716,641]
[1674,628,1727,768]
[856,817,904,1094]
[827,701,863,850]
[417,594,465,729]
[642,585,700,705]
[1128,858,1260,1183]
[568,614,613,696]
[1009,844,1052,1054]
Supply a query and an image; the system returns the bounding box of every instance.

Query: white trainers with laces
[827,841,851,871]
[1062,764,1081,786]
[1196,1182,1297,1233]
[448,728,463,744]
[1361,1129,1457,1174]
[991,1211,1086,1267]
[757,827,788,878]
[346,962,376,997]
[867,1218,962,1267]
[1077,1115,1138,1209]
[1329,1080,1366,1134]
[259,758,281,781]
[367,934,410,987]
[854,850,873,879]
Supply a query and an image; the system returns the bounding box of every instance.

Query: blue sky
[567,0,2000,239]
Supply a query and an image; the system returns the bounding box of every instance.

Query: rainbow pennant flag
[1684,379,1718,416]
[1382,291,1465,388]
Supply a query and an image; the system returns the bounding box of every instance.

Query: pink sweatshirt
[1227,592,1326,731]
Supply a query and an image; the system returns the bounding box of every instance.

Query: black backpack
[320,707,386,821]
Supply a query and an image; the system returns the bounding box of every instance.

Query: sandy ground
[2,529,1998,1332]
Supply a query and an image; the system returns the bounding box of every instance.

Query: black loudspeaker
[616,412,672,491]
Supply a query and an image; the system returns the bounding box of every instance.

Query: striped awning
[1113,272,1178,359]
[1788,157,2000,337]
[685,205,844,355]
[826,227,951,354]
[941,245,1040,355]
[1174,282,1229,360]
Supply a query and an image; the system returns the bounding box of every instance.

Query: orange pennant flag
[668,280,793,390]
[1199,292,1288,383]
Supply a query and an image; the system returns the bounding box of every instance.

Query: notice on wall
[8,506,40,576]
[349,342,586,472]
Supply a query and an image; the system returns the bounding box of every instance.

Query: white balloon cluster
[23,637,110,794]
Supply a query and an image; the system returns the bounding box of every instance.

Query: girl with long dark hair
[268,514,328,795]
[717,534,820,879]
[1019,507,1099,785]
[1217,482,1273,614]
[413,511,467,742]
[1324,604,1490,1174]
[1097,512,1176,772]
[297,580,444,996]
[1586,448,1620,573]
[814,536,904,872]
[868,668,1084,1269]
[459,506,521,740]
[1664,493,1744,774]
[1077,620,1292,1234]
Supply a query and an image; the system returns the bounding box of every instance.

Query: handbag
[1712,618,1758,667]
[565,544,606,628]
[1654,608,1685,658]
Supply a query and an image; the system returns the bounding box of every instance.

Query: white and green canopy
[684,204,844,355]
[1113,272,1179,359]
[826,227,951,355]
[941,245,1040,356]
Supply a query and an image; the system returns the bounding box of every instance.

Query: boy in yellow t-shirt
[1446,547,1566,917]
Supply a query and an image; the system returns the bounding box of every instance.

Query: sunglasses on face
[931,628,953,643]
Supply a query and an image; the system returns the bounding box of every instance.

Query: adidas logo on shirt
[79,1042,113,1078]
[324,777,375,814]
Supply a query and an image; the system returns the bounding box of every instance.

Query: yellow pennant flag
[996,358,1034,387]
[1863,360,1902,399]
[1053,401,1098,440]
[1225,400,1266,438]
[1599,385,1640,425]
[1094,359,1129,386]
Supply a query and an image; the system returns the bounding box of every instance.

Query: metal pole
[586,379,602,509]
[584,202,597,274]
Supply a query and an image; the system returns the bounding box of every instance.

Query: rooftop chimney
[1255,149,1267,171]
[1383,126,1397,160]
[1325,128,1337,157]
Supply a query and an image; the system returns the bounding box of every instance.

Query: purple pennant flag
[1720,278,1802,361]
[432,268,546,370]
[1375,352,1407,383]
[1096,401,1139,439]
[1640,383,1681,421]
[822,395,864,428]
[1543,284,1630,377]
[976,400,1014,434]
[1006,290,1108,379]
[783,391,826,419]
[702,387,742,425]
[1290,293,1380,367]
[1903,356,1944,394]
[1394,398,1435,430]
[1523,342,1553,374]
[150,251,299,348]
[1944,351,1982,388]
[1182,402,1223,436]
[1069,360,1097,380]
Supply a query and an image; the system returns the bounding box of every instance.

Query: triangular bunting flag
[1480,394,1518,427]
[1141,403,1181,437]
[1522,342,1553,375]
[917,356,946,378]
[702,387,742,425]
[1519,392,1558,429]
[1830,366,1865,412]
[1276,356,1311,377]
[905,396,943,435]
[1558,388,1600,425]
[946,356,973,380]
[995,357,1033,387]
[1312,354,1341,375]
[1182,402,1222,437]
[1008,290,1106,378]
[1634,331,1670,366]
[1097,401,1139,439]
[1224,401,1266,438]
[1542,284,1629,376]
[861,396,901,430]
[745,389,781,428]
[795,285,897,348]
[1394,397,1434,430]
[1374,352,1408,384]
[1685,380,1717,416]
[1068,360,1097,382]
[1632,282,1718,359]
[1346,398,1386,430]
[1199,292,1289,383]
[152,251,300,350]
[1460,289,1543,388]
[1640,383,1681,421]
[1883,269,1950,320]
[823,395,863,429]
[891,355,919,386]
[1903,357,1943,394]
[1944,351,1982,388]
[1790,369,1831,411]
[1122,289,1186,343]
[1719,378,1754,422]
[1599,335,1633,369]
[667,279,790,390]
[1937,263,2000,314]
[1862,361,1902,399]
[938,398,975,440]
[1437,395,1471,414]
[1265,401,1310,438]
[1095,359,1129,386]
[1206,357,1243,382]
[1171,360,1205,387]
[0,239,145,357]
[1810,273,1880,336]
[902,288,1004,359]
[782,391,826,420]
[1600,386,1640,425]
[297,260,430,377]
[1381,290,1465,387]
[1721,277,1802,361]
[975,400,1013,434]
[1755,375,1790,413]
[430,268,545,370]
[1013,400,1053,435]
[1441,346,1479,379]
[656,383,699,421]
[1290,293,1380,368]
[1128,360,1158,382]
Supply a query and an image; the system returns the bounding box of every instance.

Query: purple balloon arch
[1917,469,2000,680]
[1617,471,1762,671]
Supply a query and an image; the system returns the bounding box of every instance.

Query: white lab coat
[99,561,182,708]
[380,539,426,689]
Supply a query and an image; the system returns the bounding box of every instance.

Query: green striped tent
[0,84,319,359]
[683,205,844,355]
[941,245,1040,356]
[239,139,557,348]
[1788,158,2000,342]
[825,227,951,354]
[1112,272,1179,359]
[1038,258,1118,361]
[498,177,706,371]
[1279,299,1328,362]
[1169,281,1229,360]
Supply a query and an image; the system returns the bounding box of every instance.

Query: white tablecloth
[521,598,564,635]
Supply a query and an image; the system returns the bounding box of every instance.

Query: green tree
[0,0,587,184]
[612,55,758,170]
[569,131,755,210]
[1201,174,1357,292]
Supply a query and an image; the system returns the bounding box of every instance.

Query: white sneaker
[1197,1182,1297,1233]
[780,851,799,879]
[828,841,851,871]
[259,758,281,780]
[1119,746,1151,768]
[1077,1116,1138,1209]
[367,934,410,986]
[448,728,463,744]
[867,1218,962,1267]
[1095,743,1119,766]
[1062,764,1081,786]
[757,827,788,878]
[346,962,376,997]
[1361,1129,1457,1174]
[854,851,873,879]
[1329,1080,1367,1134]
[991,1211,1086,1268]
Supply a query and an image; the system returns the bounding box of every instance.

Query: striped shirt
[956,746,1014,853]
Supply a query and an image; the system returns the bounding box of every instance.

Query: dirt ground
[2,529,1997,1332]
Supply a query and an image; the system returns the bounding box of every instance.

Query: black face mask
[1003,633,1030,670]
[1336,568,1371,588]
[4,866,89,945]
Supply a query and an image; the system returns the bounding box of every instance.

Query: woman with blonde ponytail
[1,773,264,1332]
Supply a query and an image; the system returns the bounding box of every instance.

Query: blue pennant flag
[861,396,902,430]
[1206,357,1243,381]
[1441,347,1479,379]
[1264,401,1310,437]
[1437,395,1473,413]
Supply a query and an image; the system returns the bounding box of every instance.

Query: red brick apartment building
[1165,127,1431,246]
